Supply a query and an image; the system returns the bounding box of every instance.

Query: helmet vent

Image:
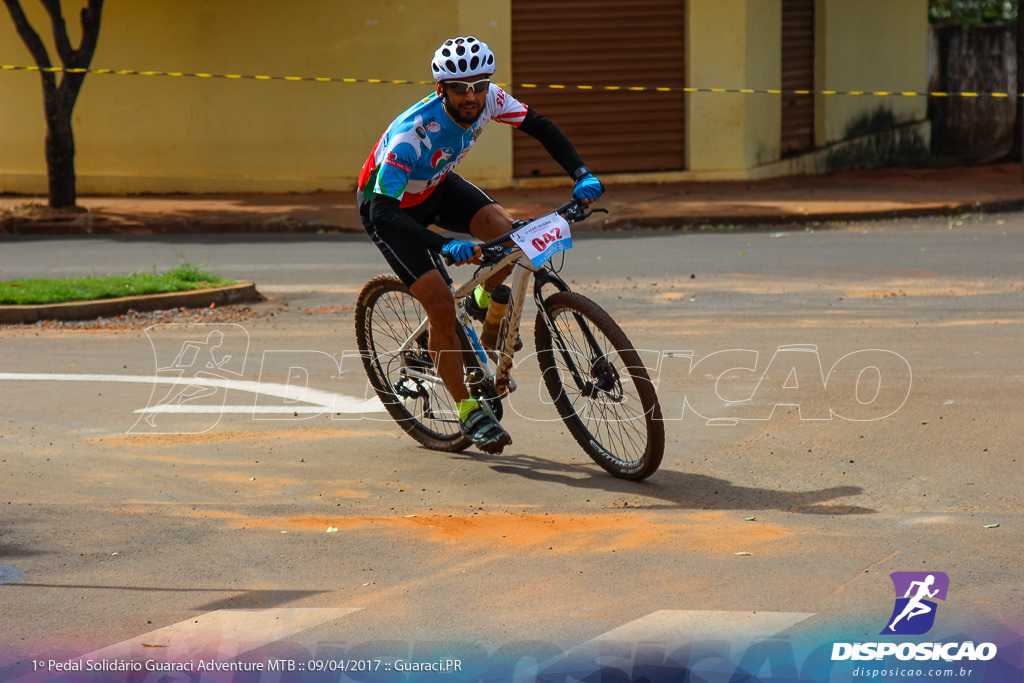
[431,36,496,82]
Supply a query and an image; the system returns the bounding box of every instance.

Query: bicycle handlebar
[482,198,593,247]
[467,198,605,266]
[439,198,606,267]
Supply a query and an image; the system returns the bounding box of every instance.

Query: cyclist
[357,36,603,454]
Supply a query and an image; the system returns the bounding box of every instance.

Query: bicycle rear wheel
[355,276,471,452]
[535,292,664,480]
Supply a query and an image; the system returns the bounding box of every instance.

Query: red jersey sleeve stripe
[494,110,528,126]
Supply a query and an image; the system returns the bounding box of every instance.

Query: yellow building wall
[687,0,761,174]
[1,0,927,193]
[686,0,928,180]
[816,0,929,144]
[687,0,784,178]
[0,0,513,194]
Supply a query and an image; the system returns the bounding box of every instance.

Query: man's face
[438,76,491,126]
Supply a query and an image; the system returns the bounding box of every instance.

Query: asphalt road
[1,212,1022,682]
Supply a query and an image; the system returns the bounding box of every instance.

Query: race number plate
[509,212,573,267]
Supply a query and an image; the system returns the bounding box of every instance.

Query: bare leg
[409,270,469,403]
[470,203,516,290]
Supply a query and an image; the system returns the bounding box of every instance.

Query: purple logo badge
[881,571,949,635]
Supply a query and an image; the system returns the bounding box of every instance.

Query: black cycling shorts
[360,173,497,287]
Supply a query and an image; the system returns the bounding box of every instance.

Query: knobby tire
[354,276,471,452]
[535,292,665,480]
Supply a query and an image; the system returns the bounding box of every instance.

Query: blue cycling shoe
[460,408,512,454]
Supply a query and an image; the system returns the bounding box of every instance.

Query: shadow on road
[477,453,873,515]
[1,584,329,611]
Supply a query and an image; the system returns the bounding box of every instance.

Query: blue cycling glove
[573,173,604,201]
[441,239,477,263]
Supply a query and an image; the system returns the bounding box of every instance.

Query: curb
[0,221,360,237]
[0,281,263,325]
[599,198,1024,231]
[3,198,1023,237]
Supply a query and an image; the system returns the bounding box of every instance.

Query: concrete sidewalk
[1,162,1023,236]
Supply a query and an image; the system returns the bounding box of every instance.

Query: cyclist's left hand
[573,173,604,204]
[441,239,482,265]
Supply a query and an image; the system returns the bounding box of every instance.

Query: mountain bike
[354,199,664,480]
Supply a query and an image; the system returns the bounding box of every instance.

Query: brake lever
[562,199,608,223]
[477,243,509,269]
[568,206,608,223]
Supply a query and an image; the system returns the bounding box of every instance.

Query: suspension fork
[533,270,603,391]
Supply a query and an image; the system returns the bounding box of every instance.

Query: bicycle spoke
[536,291,664,480]
[355,277,468,450]
[549,313,650,464]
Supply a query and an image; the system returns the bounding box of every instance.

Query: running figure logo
[130,323,249,434]
[881,571,950,635]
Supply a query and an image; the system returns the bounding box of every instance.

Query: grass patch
[0,263,236,305]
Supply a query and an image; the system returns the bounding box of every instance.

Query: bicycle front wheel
[354,276,471,452]
[535,292,664,480]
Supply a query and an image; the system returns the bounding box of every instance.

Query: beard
[443,97,484,126]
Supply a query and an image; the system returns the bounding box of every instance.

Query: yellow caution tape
[2,64,1021,98]
[0,64,435,85]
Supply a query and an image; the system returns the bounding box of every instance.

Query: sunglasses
[445,78,491,96]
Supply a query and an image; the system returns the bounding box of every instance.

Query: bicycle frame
[394,246,552,400]
[393,200,606,408]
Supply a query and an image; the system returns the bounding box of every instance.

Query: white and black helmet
[431,36,495,82]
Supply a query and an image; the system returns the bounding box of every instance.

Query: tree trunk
[1014,13,1023,171]
[2,0,104,208]
[44,93,78,208]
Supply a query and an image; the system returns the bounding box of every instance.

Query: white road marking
[12,608,361,683]
[136,405,360,414]
[10,607,819,681]
[581,609,814,646]
[526,611,816,678]
[0,372,384,414]
[81,608,362,662]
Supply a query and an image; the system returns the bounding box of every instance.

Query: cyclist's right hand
[573,173,604,203]
[441,239,479,264]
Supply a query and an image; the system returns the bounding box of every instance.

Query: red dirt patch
[242,511,793,555]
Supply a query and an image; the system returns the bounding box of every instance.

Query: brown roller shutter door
[781,0,815,155]
[511,1,687,178]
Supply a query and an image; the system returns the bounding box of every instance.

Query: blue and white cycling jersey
[358,86,529,208]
